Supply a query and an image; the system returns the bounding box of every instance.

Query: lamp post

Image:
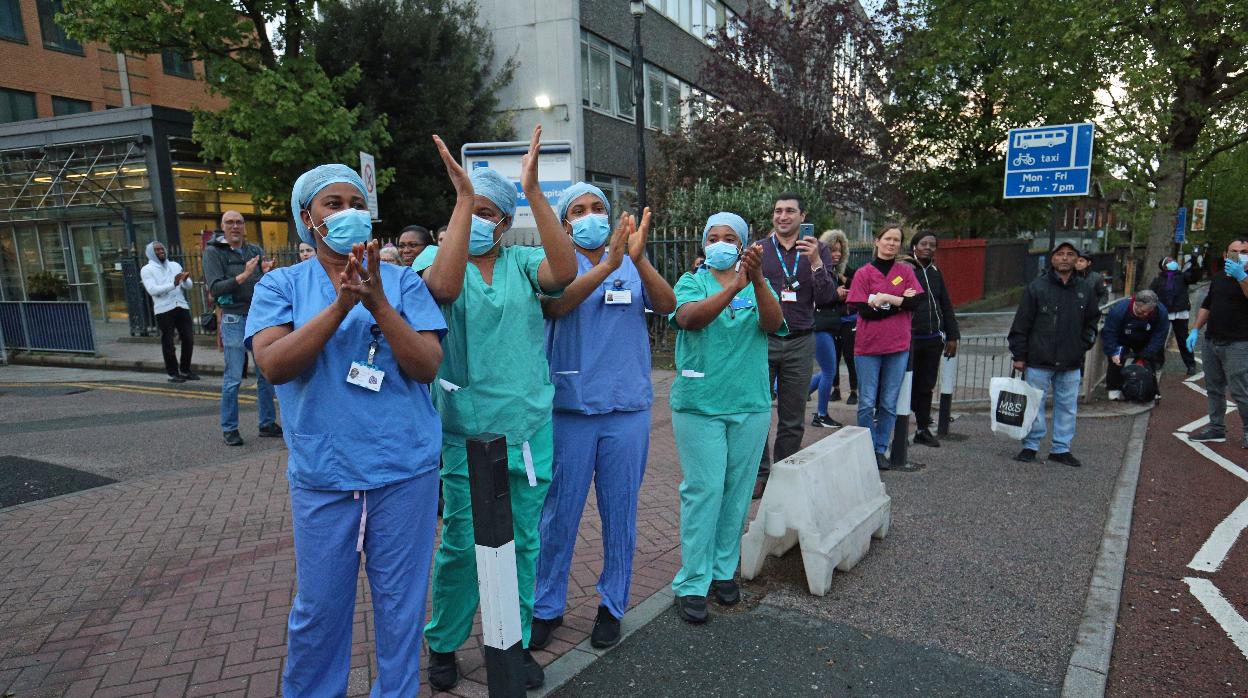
[630,1,647,210]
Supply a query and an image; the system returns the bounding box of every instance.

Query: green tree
[647,110,771,222]
[311,0,514,236]
[56,0,391,211]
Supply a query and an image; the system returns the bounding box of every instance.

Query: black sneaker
[1048,452,1082,468]
[168,374,186,383]
[811,414,843,428]
[523,649,545,689]
[675,595,708,624]
[831,388,842,402]
[427,650,458,691]
[258,423,283,438]
[590,606,621,648]
[529,615,562,650]
[914,428,940,448]
[1189,426,1227,443]
[875,452,891,471]
[709,579,741,606]
[180,372,201,381]
[223,430,244,446]
[1013,448,1037,463]
[846,391,858,405]
[1186,365,1199,376]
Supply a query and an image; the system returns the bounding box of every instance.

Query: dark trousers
[1171,318,1196,368]
[1106,347,1162,391]
[832,320,858,391]
[156,306,194,377]
[910,335,944,429]
[762,332,816,470]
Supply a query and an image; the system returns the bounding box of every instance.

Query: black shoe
[811,413,843,428]
[831,388,842,402]
[914,428,940,448]
[1048,452,1083,468]
[180,372,201,381]
[223,430,244,446]
[1186,365,1199,376]
[1013,448,1037,463]
[1189,426,1227,443]
[846,391,858,405]
[590,606,621,648]
[427,650,458,691]
[258,422,283,437]
[675,595,708,623]
[523,649,544,689]
[167,374,186,383]
[529,615,562,650]
[875,452,891,471]
[709,579,741,606]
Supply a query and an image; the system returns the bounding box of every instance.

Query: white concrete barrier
[740,426,891,596]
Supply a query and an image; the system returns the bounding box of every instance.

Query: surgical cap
[469,168,518,218]
[702,212,749,246]
[555,182,610,222]
[144,240,165,266]
[290,164,369,246]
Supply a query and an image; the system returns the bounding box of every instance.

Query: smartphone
[799,223,815,239]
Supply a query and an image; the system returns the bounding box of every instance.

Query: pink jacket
[848,261,924,356]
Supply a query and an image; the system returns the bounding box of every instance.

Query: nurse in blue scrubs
[246,141,469,697]
[531,184,676,650]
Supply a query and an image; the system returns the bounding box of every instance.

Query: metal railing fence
[0,301,97,354]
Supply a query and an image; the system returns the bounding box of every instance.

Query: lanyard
[367,324,380,366]
[771,236,799,287]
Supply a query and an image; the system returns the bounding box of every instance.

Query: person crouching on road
[1007,241,1101,467]
[905,232,960,447]
[1102,290,1168,401]
[669,212,784,624]
[848,225,923,470]
[421,126,578,692]
[246,162,452,697]
[140,240,198,382]
[532,183,676,650]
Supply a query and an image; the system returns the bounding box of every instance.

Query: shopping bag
[989,375,1044,439]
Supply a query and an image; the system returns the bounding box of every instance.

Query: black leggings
[832,320,858,391]
[1171,318,1196,368]
[910,335,944,429]
[156,306,194,377]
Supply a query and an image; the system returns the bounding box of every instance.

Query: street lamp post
[630,1,647,210]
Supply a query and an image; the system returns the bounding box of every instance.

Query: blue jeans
[220,312,277,432]
[807,330,838,416]
[1022,367,1081,454]
[855,351,908,454]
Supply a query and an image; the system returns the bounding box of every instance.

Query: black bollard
[937,354,957,437]
[466,434,526,698]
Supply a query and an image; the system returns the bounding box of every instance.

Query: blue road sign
[1175,207,1187,243]
[1003,123,1095,199]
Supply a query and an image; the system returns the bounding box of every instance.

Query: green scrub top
[435,245,561,444]
[668,269,785,416]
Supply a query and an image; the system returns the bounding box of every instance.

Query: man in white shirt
[140,241,198,383]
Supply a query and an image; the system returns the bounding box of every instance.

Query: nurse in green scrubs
[422,126,577,691]
[669,212,784,624]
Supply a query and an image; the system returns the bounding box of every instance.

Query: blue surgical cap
[290,164,369,246]
[702,212,749,246]
[469,168,517,218]
[555,182,610,222]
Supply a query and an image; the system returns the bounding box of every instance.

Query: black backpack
[1121,364,1157,402]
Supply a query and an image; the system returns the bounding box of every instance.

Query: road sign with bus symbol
[1003,123,1094,199]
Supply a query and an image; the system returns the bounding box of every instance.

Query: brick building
[1057,179,1136,253]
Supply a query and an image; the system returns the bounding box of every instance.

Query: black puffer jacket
[1008,270,1101,370]
[1149,267,1198,314]
[904,258,960,340]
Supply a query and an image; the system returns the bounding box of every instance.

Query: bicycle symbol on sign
[1012,153,1036,167]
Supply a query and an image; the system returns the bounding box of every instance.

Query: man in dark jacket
[203,210,280,446]
[1187,238,1248,447]
[1149,256,1200,374]
[1076,250,1109,307]
[1101,290,1169,400]
[1008,242,1101,466]
[906,232,960,447]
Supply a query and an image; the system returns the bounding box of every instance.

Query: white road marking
[1185,577,1248,661]
[1189,496,1248,572]
[1176,436,1248,484]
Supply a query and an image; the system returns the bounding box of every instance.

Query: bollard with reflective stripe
[889,356,914,469]
[466,434,526,698]
[938,354,958,437]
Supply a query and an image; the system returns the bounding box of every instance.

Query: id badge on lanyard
[773,237,799,301]
[347,324,385,392]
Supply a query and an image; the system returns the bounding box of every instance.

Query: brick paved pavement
[0,370,834,697]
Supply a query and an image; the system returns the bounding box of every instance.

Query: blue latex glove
[1226,258,1248,282]
[1186,328,1199,353]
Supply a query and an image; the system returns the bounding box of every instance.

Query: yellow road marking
[3,381,259,404]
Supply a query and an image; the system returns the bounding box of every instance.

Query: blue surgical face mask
[570,213,610,249]
[469,214,501,256]
[704,241,740,270]
[1165,261,1180,271]
[1240,253,1248,266]
[313,208,372,254]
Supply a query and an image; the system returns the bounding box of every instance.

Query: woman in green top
[422,126,577,691]
[669,212,784,624]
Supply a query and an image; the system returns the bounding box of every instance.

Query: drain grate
[0,456,116,508]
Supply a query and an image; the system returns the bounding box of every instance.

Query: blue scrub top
[546,251,653,414]
[245,260,447,491]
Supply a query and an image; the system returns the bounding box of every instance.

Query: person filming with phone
[756,192,837,498]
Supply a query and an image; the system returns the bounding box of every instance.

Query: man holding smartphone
[756,192,838,497]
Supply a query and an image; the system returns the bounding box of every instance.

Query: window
[0,88,37,123]
[162,49,195,78]
[614,57,634,118]
[51,96,90,116]
[580,31,634,123]
[653,0,731,45]
[36,0,81,53]
[0,0,25,42]
[646,68,664,130]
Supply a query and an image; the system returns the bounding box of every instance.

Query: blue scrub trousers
[671,410,770,597]
[856,351,908,454]
[535,409,650,621]
[283,471,438,698]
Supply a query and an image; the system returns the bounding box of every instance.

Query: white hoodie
[140,241,192,314]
